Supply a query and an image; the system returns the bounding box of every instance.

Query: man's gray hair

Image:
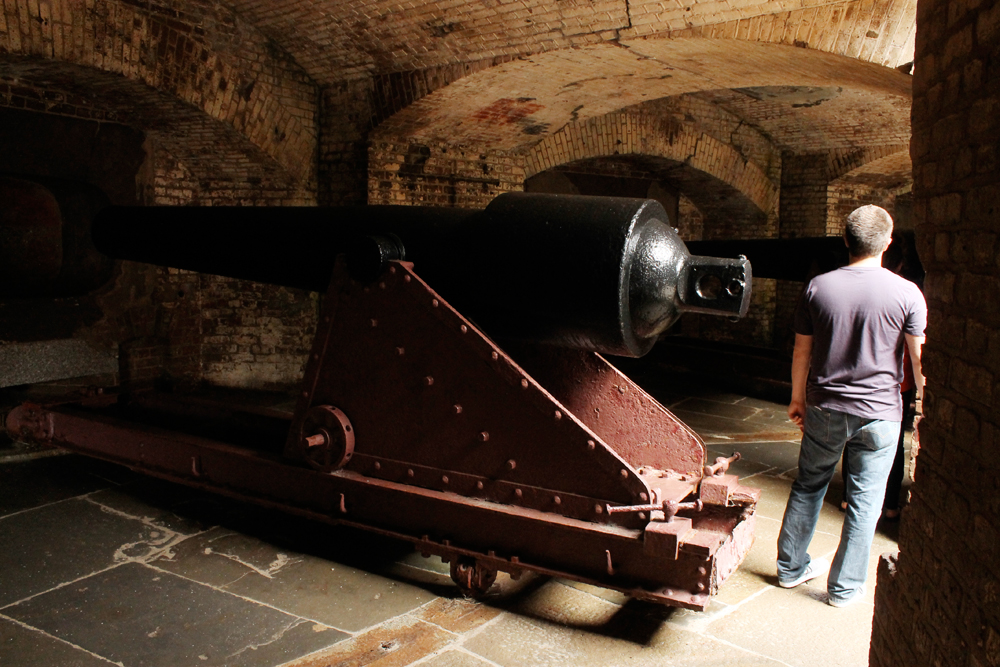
[845,205,893,258]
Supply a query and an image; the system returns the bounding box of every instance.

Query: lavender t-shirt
[793,266,927,421]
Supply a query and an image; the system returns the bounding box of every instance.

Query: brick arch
[372,39,911,154]
[344,0,914,138]
[0,59,306,196]
[646,0,917,70]
[0,0,316,184]
[222,0,914,85]
[826,147,912,235]
[526,111,778,218]
[826,145,911,181]
[830,146,912,187]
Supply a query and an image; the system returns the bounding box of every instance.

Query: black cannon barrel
[93,193,751,358]
[687,231,920,283]
[686,237,849,282]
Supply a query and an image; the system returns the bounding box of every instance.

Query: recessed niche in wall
[0,174,114,299]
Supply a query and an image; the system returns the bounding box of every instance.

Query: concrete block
[0,339,117,388]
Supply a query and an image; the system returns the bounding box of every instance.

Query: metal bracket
[700,453,742,506]
[644,517,693,560]
[700,474,740,506]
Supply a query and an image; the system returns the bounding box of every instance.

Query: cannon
[6,193,760,610]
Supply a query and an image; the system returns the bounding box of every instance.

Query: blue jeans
[777,406,899,602]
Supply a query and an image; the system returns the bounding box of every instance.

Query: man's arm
[789,333,813,431]
[905,334,925,403]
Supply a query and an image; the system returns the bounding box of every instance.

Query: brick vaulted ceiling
[226,0,917,82]
[373,39,912,152]
[0,0,916,190]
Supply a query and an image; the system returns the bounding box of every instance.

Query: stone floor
[0,374,910,667]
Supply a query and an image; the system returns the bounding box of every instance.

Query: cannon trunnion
[7,193,760,610]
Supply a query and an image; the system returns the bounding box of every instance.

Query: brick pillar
[775,153,831,349]
[320,79,374,207]
[870,1,1000,666]
[779,153,832,239]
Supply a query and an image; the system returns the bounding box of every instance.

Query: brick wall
[773,280,803,354]
[870,1,1000,666]
[368,139,524,208]
[199,276,318,390]
[780,147,907,237]
[0,0,322,389]
[677,195,705,242]
[827,182,911,237]
[319,80,374,207]
[776,148,911,348]
[142,145,319,389]
[74,136,321,390]
[692,278,778,347]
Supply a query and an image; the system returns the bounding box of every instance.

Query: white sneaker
[828,584,867,607]
[779,557,830,588]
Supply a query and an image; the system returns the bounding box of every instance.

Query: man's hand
[789,334,812,434]
[788,399,806,432]
[906,334,925,401]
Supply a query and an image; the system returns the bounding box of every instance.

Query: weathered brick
[977,1,1000,44]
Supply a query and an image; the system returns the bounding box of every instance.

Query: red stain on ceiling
[472,98,544,124]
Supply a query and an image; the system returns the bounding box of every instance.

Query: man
[776,205,926,607]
